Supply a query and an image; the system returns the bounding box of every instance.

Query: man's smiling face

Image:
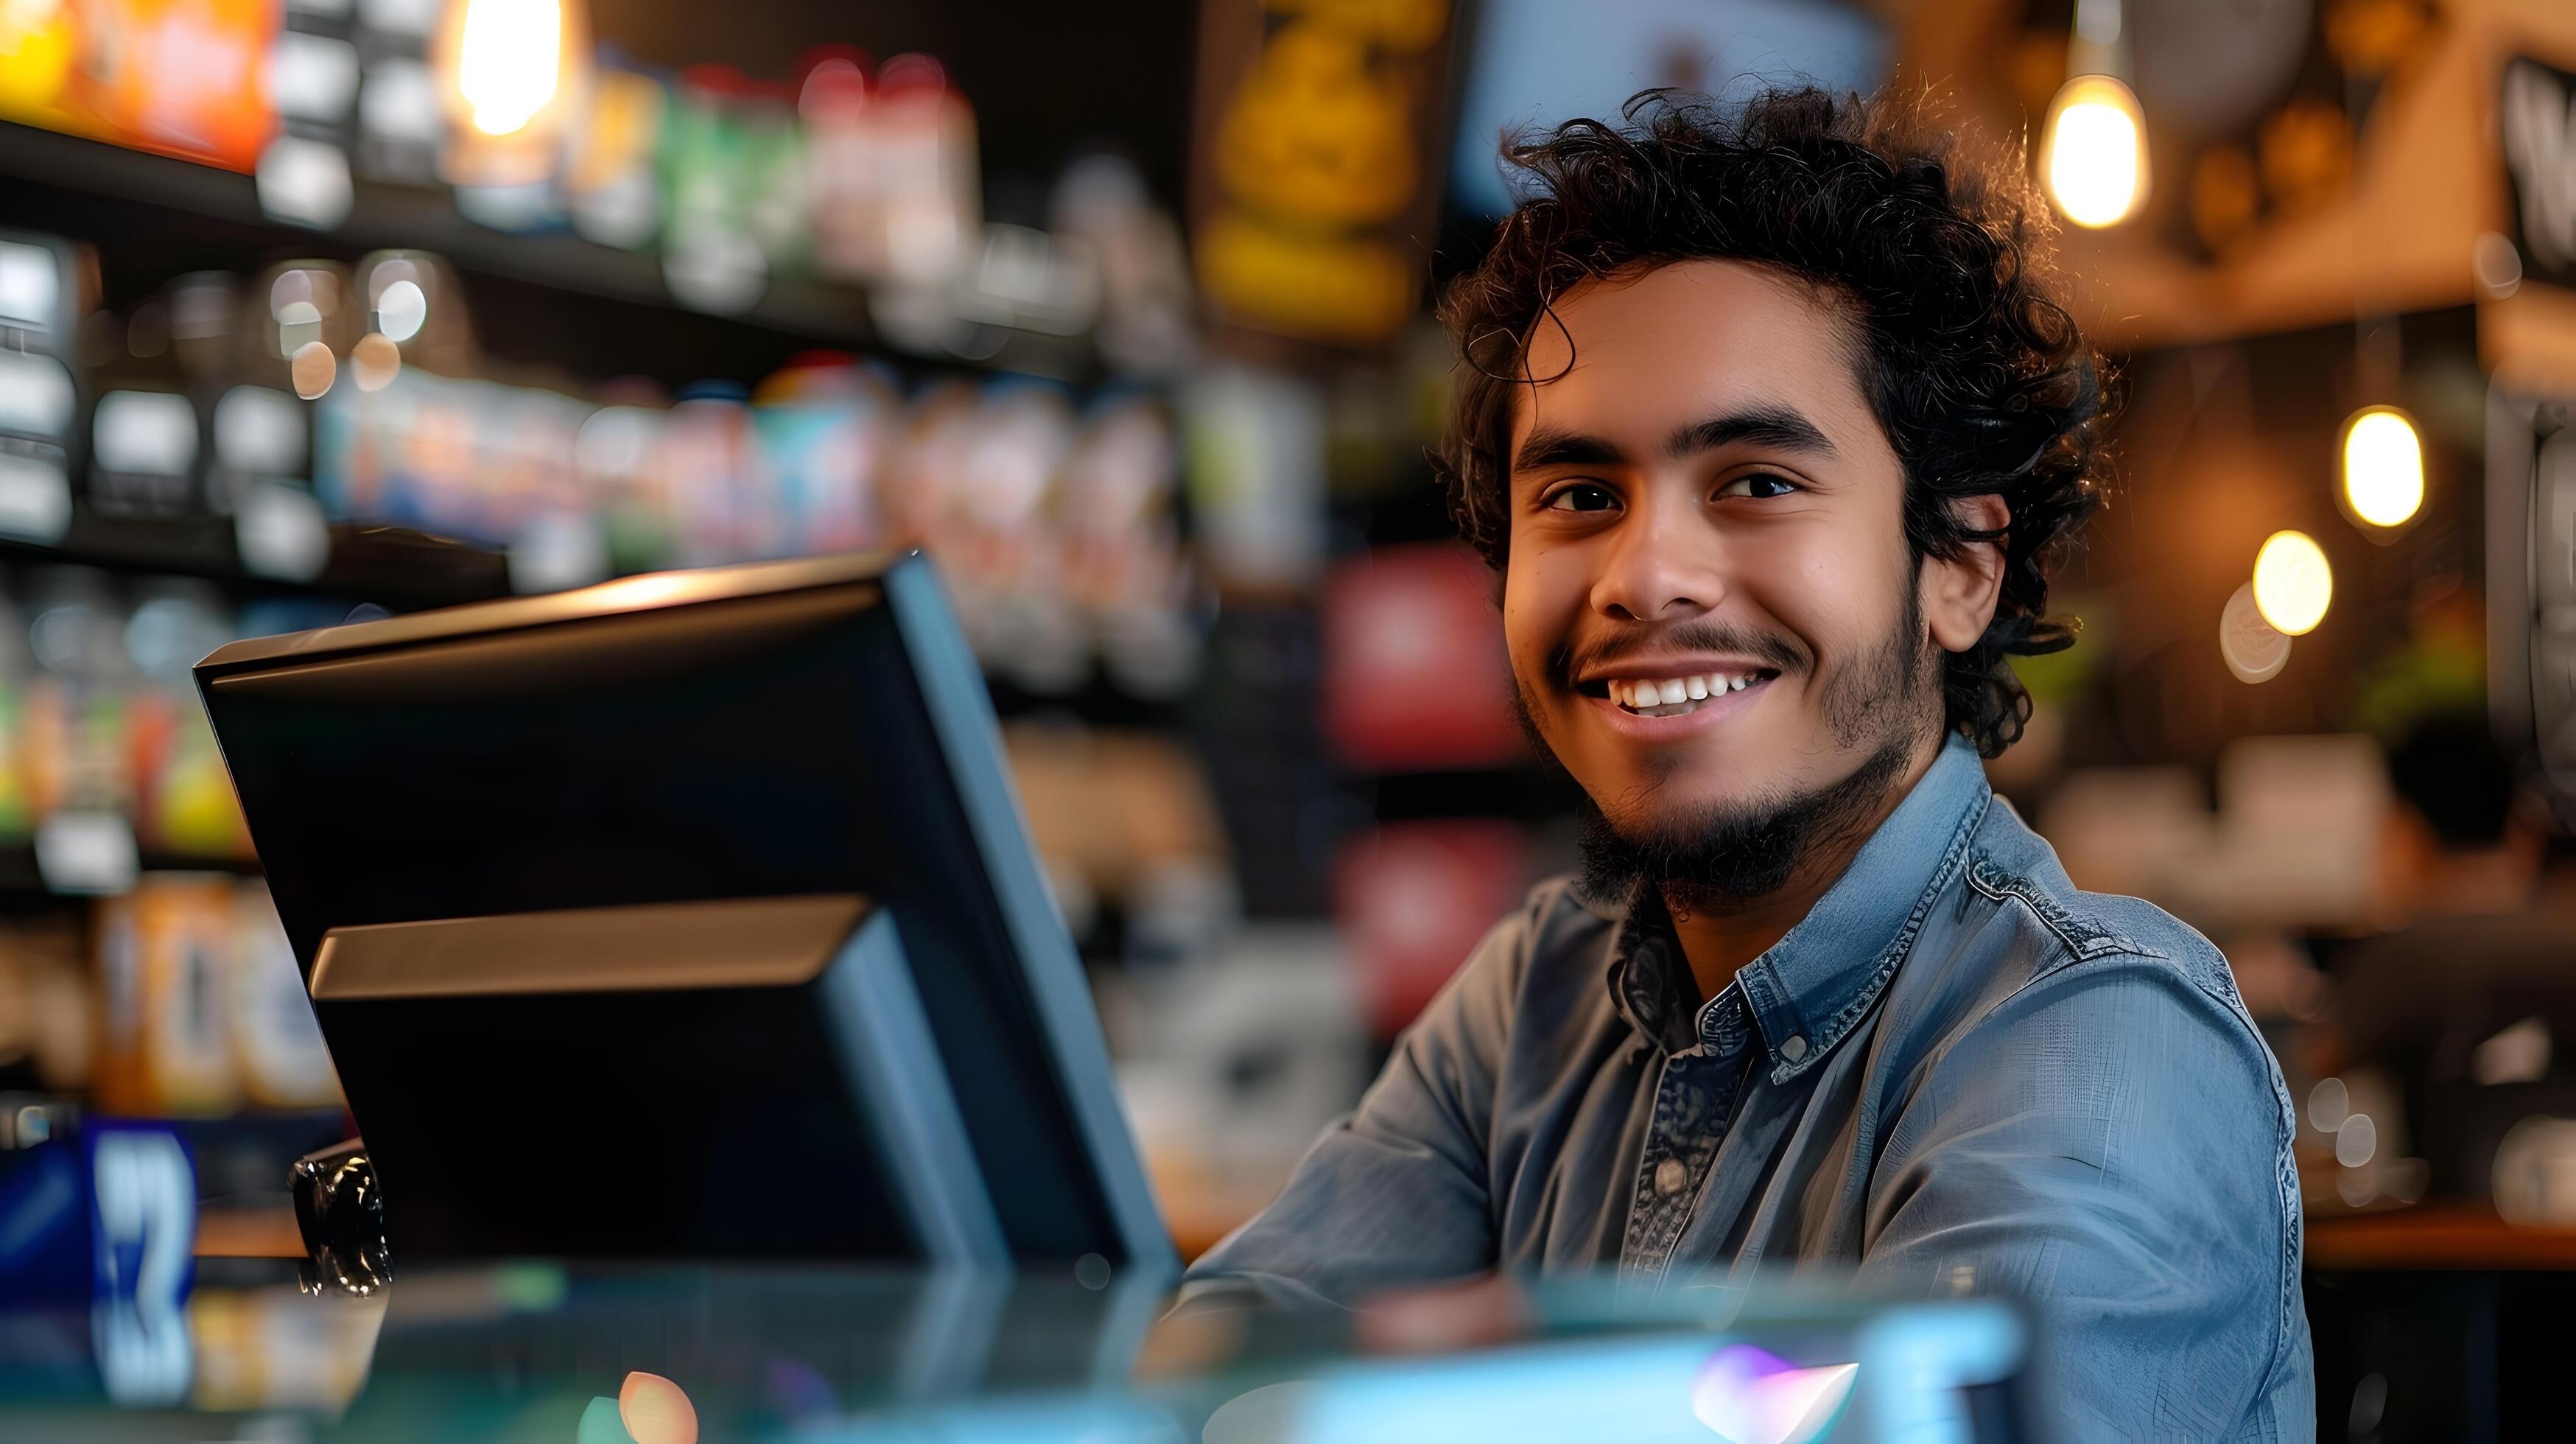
[1502,259,1944,867]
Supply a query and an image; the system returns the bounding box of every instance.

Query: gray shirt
[1185,736,2314,1439]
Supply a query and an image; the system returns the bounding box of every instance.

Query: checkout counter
[0,555,2039,1441]
[2,1256,2032,1442]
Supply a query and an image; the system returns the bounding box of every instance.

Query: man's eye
[1544,483,1620,513]
[1717,474,1800,500]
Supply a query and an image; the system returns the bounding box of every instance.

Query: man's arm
[1855,950,2312,1440]
[1176,897,1543,1310]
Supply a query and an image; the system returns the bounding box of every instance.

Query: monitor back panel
[199,566,1131,1264]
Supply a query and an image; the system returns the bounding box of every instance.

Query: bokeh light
[2219,583,2290,684]
[2340,406,2424,529]
[2042,77,2149,228]
[619,1370,698,1444]
[376,278,429,343]
[352,333,401,391]
[289,340,337,400]
[457,0,566,136]
[2250,530,2331,637]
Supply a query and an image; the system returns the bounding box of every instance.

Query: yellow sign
[1197,2,1449,346]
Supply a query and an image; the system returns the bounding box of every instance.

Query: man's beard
[1515,588,1940,916]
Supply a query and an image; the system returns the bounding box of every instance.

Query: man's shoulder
[1955,795,2247,1014]
[1471,875,1620,996]
[1425,875,1615,1022]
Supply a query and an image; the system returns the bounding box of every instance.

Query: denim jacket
[1185,736,2314,1440]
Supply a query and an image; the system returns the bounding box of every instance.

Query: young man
[1184,89,2313,1436]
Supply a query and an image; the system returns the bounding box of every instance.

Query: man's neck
[1663,733,1947,1002]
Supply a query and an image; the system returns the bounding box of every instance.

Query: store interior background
[1,0,2575,1436]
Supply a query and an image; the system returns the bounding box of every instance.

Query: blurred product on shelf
[18,0,279,172]
[352,0,444,186]
[1051,153,1195,375]
[227,880,339,1108]
[125,581,250,857]
[0,222,1204,695]
[312,347,1198,690]
[0,913,88,1090]
[91,875,337,1117]
[94,876,241,1115]
[1004,722,1234,957]
[0,2,1193,366]
[1333,820,1533,1037]
[0,229,80,547]
[1115,923,1370,1258]
[262,0,362,229]
[1179,363,1325,592]
[0,565,345,874]
[566,57,664,250]
[660,64,805,310]
[1321,542,1522,771]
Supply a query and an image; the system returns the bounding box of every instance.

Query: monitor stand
[300,897,1007,1268]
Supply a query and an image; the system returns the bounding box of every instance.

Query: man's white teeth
[1610,671,1765,712]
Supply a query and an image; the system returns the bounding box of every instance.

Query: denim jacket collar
[1600,735,1993,1080]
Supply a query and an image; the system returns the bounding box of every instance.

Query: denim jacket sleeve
[1852,942,2312,1441]
[1176,892,1543,1309]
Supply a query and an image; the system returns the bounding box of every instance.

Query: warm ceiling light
[2340,406,2424,529]
[456,0,564,136]
[2041,76,2149,228]
[2251,530,2332,637]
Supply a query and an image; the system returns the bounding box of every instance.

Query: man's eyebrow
[1512,427,1627,473]
[1666,405,1838,459]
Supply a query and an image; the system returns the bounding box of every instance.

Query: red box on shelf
[1320,543,1523,771]
[1333,819,1531,1037]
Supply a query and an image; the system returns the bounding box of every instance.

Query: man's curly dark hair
[1433,85,2108,758]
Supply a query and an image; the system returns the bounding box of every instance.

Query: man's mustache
[1552,621,1809,691]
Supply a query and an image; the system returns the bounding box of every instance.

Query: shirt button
[1654,1157,1688,1195]
[1780,1034,1809,1061]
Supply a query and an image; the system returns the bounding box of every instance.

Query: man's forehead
[1509,259,1869,444]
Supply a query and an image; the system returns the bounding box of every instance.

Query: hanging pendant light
[2040,0,2150,229]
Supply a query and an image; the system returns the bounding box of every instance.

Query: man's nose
[1589,502,1726,623]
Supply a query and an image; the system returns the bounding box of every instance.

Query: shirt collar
[1599,734,1992,1079]
[1605,891,1750,1059]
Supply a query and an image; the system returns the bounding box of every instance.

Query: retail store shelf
[0,122,1098,385]
[0,515,510,612]
[0,841,260,902]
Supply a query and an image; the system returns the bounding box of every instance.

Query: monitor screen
[197,554,1171,1277]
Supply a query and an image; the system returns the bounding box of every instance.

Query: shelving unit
[0,120,1101,389]
[0,516,511,611]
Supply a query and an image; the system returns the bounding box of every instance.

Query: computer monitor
[195,553,1173,1280]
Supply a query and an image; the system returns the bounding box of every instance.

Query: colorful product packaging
[228,880,338,1109]
[569,60,667,251]
[66,0,278,172]
[94,876,242,1117]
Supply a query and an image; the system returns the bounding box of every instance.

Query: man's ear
[1923,494,2010,653]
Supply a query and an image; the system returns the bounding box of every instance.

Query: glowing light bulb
[456,0,562,136]
[2250,530,2331,637]
[2340,406,2424,529]
[2041,76,2149,228]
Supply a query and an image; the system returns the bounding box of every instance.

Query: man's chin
[1594,790,1766,848]
[1574,733,1921,908]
